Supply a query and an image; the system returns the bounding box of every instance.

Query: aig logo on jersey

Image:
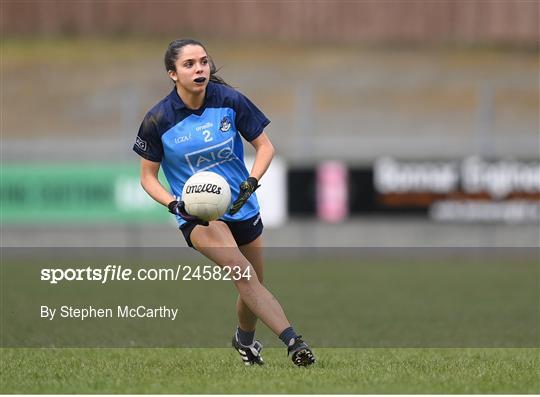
[185,137,238,173]
[219,116,232,132]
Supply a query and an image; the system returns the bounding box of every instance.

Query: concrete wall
[4,1,538,46]
[3,220,538,247]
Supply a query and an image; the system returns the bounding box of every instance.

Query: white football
[181,171,232,221]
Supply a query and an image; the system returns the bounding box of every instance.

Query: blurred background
[2,0,539,247]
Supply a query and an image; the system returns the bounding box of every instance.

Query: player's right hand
[229,177,260,215]
[168,200,209,226]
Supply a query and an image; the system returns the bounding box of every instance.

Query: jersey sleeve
[132,113,163,162]
[234,92,271,142]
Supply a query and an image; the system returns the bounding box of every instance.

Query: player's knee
[232,266,260,289]
[220,259,250,271]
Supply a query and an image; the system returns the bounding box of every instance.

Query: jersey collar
[169,82,215,111]
[169,87,186,111]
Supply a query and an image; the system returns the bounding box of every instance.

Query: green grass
[3,256,538,348]
[2,252,538,392]
[1,348,538,393]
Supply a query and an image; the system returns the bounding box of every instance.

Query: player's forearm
[140,174,175,207]
[250,141,274,181]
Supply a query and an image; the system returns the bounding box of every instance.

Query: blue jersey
[133,81,270,227]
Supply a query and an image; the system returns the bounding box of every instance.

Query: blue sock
[236,327,255,346]
[279,326,298,346]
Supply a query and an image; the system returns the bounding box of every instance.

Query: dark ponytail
[164,39,230,87]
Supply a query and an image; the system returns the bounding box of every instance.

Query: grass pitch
[1,347,538,393]
[2,251,538,393]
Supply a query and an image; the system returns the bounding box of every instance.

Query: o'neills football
[181,171,232,221]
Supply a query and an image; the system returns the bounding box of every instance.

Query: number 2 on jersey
[203,130,213,143]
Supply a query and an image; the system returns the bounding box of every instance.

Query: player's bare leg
[190,221,289,335]
[231,236,264,364]
[190,222,314,366]
[236,235,264,332]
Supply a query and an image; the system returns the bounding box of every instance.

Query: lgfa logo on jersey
[219,116,231,132]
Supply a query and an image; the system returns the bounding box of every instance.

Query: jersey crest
[219,116,232,132]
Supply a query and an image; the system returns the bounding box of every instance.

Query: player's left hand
[168,200,209,226]
[229,177,260,215]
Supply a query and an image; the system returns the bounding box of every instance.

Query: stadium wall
[3,0,538,46]
[4,220,538,247]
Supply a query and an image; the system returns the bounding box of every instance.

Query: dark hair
[164,38,230,86]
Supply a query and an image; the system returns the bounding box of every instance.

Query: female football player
[133,39,315,367]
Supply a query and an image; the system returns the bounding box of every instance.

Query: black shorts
[180,213,263,248]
